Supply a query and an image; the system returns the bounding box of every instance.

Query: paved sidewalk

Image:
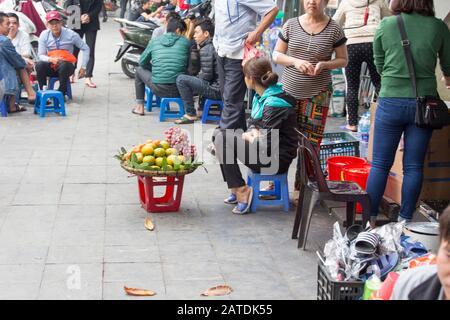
[0,21,338,300]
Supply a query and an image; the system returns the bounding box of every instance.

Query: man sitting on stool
[36,11,89,99]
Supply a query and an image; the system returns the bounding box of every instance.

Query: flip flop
[224,194,237,204]
[132,109,144,116]
[354,232,380,255]
[232,187,253,215]
[85,82,97,88]
[174,116,196,124]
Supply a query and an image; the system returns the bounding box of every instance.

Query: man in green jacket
[132,18,190,115]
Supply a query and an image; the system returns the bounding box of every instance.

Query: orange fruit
[141,144,154,156]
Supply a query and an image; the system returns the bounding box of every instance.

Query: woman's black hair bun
[261,71,279,87]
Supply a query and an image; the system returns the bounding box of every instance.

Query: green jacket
[251,83,293,120]
[373,13,450,98]
[139,33,191,84]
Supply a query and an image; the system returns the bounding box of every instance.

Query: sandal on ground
[85,82,97,88]
[10,104,27,113]
[224,194,237,204]
[174,115,196,124]
[232,187,253,215]
[132,109,144,116]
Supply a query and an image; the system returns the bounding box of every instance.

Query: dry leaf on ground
[124,286,156,296]
[144,217,154,231]
[201,285,233,297]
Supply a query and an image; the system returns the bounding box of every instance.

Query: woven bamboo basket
[120,161,199,177]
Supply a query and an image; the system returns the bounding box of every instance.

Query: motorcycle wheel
[121,59,136,79]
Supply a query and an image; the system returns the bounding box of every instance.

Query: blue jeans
[176,74,221,116]
[366,98,433,220]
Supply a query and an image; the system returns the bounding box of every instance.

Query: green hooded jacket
[139,32,191,84]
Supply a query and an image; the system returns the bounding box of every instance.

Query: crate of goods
[317,255,364,300]
[329,90,346,117]
[320,132,360,172]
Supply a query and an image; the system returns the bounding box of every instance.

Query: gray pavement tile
[53,214,105,232]
[28,150,70,167]
[104,230,157,246]
[156,229,210,245]
[103,262,164,282]
[47,246,104,264]
[60,183,106,205]
[0,229,53,246]
[0,150,34,166]
[106,165,135,184]
[56,204,105,219]
[0,166,27,184]
[151,214,204,231]
[105,204,147,231]
[212,243,273,262]
[105,183,140,205]
[22,166,67,184]
[163,262,223,282]
[65,166,107,184]
[219,259,285,283]
[102,281,165,300]
[1,205,57,232]
[104,245,160,263]
[227,279,295,300]
[13,183,62,205]
[164,280,232,300]
[0,186,19,207]
[38,264,103,300]
[287,279,318,300]
[0,246,48,265]
[0,264,45,284]
[159,243,217,264]
[68,149,107,166]
[51,230,104,247]
[0,283,41,300]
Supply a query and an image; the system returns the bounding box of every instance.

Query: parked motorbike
[114,0,212,79]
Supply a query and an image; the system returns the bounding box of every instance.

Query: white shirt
[10,29,31,57]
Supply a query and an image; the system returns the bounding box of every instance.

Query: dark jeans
[366,98,433,220]
[176,74,221,116]
[73,30,97,78]
[216,55,247,130]
[120,0,128,18]
[345,42,381,126]
[213,128,289,189]
[36,61,75,96]
[135,66,179,103]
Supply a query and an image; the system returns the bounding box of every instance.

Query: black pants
[213,128,289,189]
[120,0,128,18]
[345,42,381,126]
[36,61,75,96]
[73,30,97,78]
[216,55,247,131]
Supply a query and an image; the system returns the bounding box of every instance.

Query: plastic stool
[0,96,9,117]
[144,86,161,112]
[247,171,290,213]
[138,175,185,212]
[34,90,66,117]
[201,99,223,124]
[159,97,185,122]
[48,77,72,100]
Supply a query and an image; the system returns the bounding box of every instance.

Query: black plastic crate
[320,132,360,172]
[317,255,364,300]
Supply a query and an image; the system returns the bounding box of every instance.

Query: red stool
[137,175,185,213]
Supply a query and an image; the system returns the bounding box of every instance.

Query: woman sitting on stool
[213,57,298,214]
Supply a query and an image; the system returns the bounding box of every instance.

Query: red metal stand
[137,175,185,213]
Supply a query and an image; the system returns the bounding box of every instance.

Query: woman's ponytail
[261,71,279,87]
[243,57,279,88]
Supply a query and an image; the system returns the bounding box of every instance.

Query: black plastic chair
[292,130,371,250]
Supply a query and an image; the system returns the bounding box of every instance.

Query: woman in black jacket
[214,57,298,214]
[66,0,103,88]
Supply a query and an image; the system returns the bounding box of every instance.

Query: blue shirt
[38,27,90,68]
[0,35,26,95]
[213,0,277,57]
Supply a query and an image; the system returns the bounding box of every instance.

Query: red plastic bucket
[342,164,372,213]
[327,156,367,181]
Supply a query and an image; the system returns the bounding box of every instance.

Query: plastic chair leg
[345,201,356,228]
[292,183,305,239]
[298,189,318,249]
[358,196,371,228]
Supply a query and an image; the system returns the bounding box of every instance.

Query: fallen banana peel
[201,285,233,297]
[144,217,154,231]
[124,286,156,296]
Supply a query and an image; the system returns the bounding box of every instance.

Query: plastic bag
[372,221,405,255]
[242,43,264,67]
[324,222,351,280]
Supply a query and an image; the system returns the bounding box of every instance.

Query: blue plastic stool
[0,96,9,117]
[201,99,223,124]
[34,90,66,117]
[48,77,72,100]
[144,86,161,112]
[159,98,185,122]
[247,171,290,213]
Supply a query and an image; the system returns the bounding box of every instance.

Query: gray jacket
[197,38,219,89]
